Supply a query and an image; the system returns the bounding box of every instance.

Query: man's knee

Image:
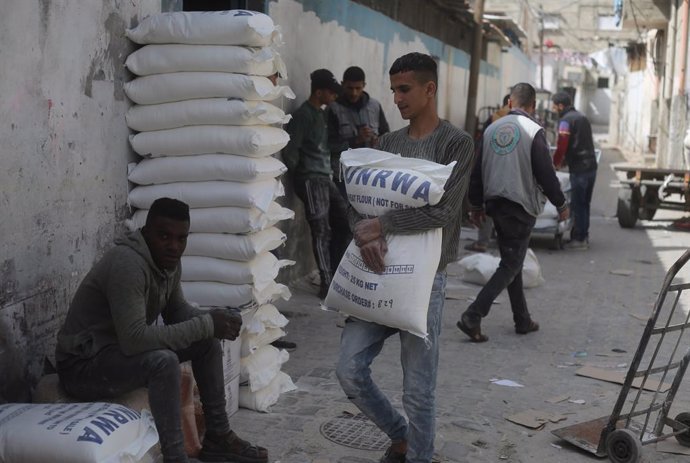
[336,355,368,397]
[145,349,180,377]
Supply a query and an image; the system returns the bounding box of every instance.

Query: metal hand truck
[552,249,690,462]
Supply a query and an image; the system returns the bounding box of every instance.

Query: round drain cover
[320,413,390,451]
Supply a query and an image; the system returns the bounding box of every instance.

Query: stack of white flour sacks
[124,10,296,413]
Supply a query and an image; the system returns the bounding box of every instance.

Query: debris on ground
[505,409,568,430]
[575,365,671,392]
[490,378,524,388]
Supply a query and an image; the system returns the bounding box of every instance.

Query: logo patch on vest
[490,123,520,155]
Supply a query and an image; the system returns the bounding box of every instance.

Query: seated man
[55,197,267,463]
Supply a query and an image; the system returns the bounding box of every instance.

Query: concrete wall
[268,0,537,283]
[0,0,163,402]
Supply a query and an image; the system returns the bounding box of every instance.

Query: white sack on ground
[126,10,281,47]
[124,73,295,105]
[240,345,289,392]
[240,327,286,358]
[126,45,287,78]
[238,371,296,413]
[325,149,455,339]
[128,179,284,212]
[126,99,291,132]
[127,202,295,234]
[128,154,287,185]
[0,402,158,463]
[181,280,291,309]
[243,304,289,335]
[181,253,294,288]
[184,228,286,262]
[458,248,544,288]
[130,125,290,158]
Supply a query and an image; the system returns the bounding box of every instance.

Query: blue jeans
[570,169,597,241]
[336,271,447,463]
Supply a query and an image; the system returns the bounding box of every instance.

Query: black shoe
[379,442,407,463]
[456,313,488,342]
[198,431,268,463]
[270,340,297,351]
[515,320,540,334]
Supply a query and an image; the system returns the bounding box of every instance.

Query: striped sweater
[351,119,475,271]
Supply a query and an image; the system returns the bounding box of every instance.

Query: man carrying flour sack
[55,198,268,463]
[336,53,475,463]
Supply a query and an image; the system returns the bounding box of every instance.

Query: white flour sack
[123,73,295,105]
[184,228,286,262]
[242,304,289,335]
[126,202,294,234]
[126,45,287,77]
[181,253,294,288]
[128,179,284,212]
[128,154,287,185]
[0,402,158,463]
[130,125,289,158]
[126,99,290,132]
[238,371,296,413]
[182,280,291,309]
[324,148,456,338]
[240,345,290,392]
[126,10,281,47]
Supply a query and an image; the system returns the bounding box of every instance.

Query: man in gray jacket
[56,198,267,463]
[457,83,569,343]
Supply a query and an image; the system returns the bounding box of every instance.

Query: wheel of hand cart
[674,412,690,447]
[606,428,642,463]
[617,187,639,228]
[639,188,659,220]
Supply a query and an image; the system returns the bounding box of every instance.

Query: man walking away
[283,69,352,299]
[457,83,569,343]
[327,66,390,196]
[336,53,474,463]
[552,91,597,250]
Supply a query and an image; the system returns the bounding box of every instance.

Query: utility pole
[539,4,544,89]
[464,0,485,135]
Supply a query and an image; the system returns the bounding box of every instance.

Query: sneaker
[565,239,588,250]
[198,431,268,463]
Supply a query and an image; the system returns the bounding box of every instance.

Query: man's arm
[378,134,475,234]
[532,129,567,209]
[552,119,571,168]
[106,260,213,356]
[282,110,306,172]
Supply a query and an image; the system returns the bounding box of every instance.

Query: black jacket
[558,107,597,173]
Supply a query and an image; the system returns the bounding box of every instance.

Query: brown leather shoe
[457,314,488,342]
[380,441,407,463]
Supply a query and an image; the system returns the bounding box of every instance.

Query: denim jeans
[569,169,597,241]
[465,199,535,329]
[294,176,352,288]
[336,271,447,463]
[57,339,229,463]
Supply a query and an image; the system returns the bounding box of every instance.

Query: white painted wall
[0,0,161,401]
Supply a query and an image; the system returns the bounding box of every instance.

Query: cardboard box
[222,339,242,416]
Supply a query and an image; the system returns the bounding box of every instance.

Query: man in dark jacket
[552,91,597,250]
[56,198,267,463]
[327,66,390,195]
[283,69,352,299]
[457,83,569,342]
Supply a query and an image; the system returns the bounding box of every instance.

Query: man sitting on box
[55,197,267,463]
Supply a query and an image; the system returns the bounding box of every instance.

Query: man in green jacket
[56,198,267,463]
[283,69,352,299]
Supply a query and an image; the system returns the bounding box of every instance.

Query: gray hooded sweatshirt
[56,231,214,363]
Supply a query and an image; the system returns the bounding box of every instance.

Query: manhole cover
[320,413,390,450]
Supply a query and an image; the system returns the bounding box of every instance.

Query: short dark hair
[146,197,190,226]
[310,68,342,94]
[552,91,572,106]
[502,94,510,106]
[389,52,438,86]
[343,66,365,82]
[510,83,536,108]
